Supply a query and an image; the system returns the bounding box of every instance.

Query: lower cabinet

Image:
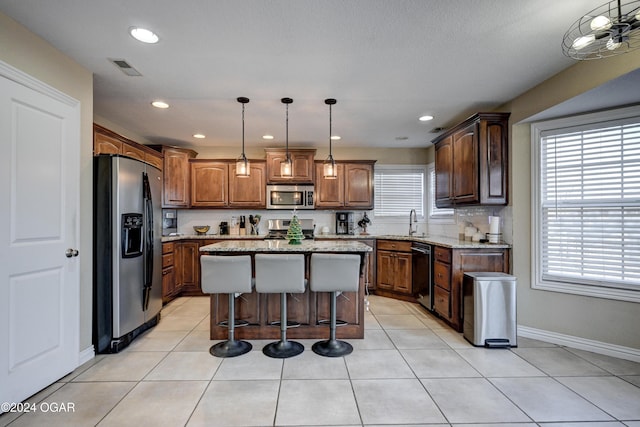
[433,245,510,332]
[161,242,178,304]
[375,240,414,301]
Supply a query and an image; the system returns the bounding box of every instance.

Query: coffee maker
[336,212,355,235]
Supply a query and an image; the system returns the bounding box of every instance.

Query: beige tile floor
[2,295,640,426]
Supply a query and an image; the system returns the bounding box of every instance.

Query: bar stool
[310,253,361,357]
[254,254,306,358]
[200,255,253,358]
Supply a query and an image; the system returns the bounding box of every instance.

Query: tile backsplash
[171,206,511,244]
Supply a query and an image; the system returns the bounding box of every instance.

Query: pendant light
[280,97,293,178]
[323,98,338,179]
[236,97,250,177]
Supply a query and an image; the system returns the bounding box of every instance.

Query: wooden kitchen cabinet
[190,160,228,207]
[161,146,198,208]
[190,160,266,208]
[314,160,375,209]
[229,162,266,208]
[375,240,413,300]
[432,244,510,331]
[175,241,202,296]
[162,242,179,304]
[265,148,315,183]
[94,123,164,171]
[432,112,510,208]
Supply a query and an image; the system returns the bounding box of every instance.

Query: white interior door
[0,66,80,408]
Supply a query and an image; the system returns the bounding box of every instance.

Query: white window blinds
[374,167,425,217]
[539,118,640,291]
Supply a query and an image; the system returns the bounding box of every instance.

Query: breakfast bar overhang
[200,240,373,340]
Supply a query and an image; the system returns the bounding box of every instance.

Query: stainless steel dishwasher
[412,242,433,310]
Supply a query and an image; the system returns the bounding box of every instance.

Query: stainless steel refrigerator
[93,154,163,353]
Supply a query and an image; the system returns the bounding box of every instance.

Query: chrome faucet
[409,209,417,236]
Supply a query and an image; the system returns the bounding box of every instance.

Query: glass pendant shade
[236,154,250,177]
[323,155,337,179]
[323,98,338,179]
[280,155,292,177]
[236,97,250,177]
[280,97,294,178]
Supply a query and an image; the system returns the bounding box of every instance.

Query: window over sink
[374,165,426,218]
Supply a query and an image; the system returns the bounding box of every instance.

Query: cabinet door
[393,252,412,293]
[190,161,228,207]
[163,148,194,207]
[229,162,266,207]
[94,131,122,155]
[144,151,163,171]
[176,241,201,295]
[433,285,451,319]
[434,135,453,208]
[376,250,395,290]
[314,162,345,207]
[479,118,508,205]
[162,266,176,303]
[452,122,479,204]
[345,163,373,208]
[121,142,145,161]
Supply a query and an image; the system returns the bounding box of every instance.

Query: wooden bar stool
[254,254,306,358]
[310,253,361,357]
[200,255,253,358]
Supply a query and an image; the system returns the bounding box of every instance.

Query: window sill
[533,280,640,303]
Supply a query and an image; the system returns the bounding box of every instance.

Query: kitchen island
[200,240,373,340]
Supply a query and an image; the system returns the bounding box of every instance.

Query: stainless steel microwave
[266,185,314,210]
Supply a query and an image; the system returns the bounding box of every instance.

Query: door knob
[65,248,79,258]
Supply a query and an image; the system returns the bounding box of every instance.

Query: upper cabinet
[265,148,315,183]
[190,159,266,208]
[432,112,510,208]
[314,160,375,209]
[162,147,198,208]
[93,123,164,171]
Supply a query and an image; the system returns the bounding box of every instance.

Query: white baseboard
[78,345,95,366]
[518,325,640,363]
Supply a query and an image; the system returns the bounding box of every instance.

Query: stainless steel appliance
[265,218,315,239]
[336,212,355,235]
[266,184,314,210]
[93,155,163,353]
[413,242,433,310]
[162,209,177,236]
[462,272,517,347]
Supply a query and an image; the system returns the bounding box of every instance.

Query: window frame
[373,164,427,222]
[531,105,640,303]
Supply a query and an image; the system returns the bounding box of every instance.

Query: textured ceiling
[0,0,609,149]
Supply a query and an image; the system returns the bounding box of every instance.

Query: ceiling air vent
[109,58,142,77]
[429,127,446,133]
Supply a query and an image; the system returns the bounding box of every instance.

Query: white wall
[0,12,94,352]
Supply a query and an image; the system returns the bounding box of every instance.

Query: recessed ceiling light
[262,135,274,140]
[151,101,169,109]
[419,115,434,121]
[193,133,205,139]
[330,135,341,140]
[129,27,159,44]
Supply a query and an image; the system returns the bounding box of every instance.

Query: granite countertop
[200,239,373,253]
[164,233,510,249]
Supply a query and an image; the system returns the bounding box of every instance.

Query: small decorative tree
[286,214,305,245]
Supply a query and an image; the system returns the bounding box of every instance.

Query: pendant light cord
[286,102,289,159]
[241,102,246,156]
[329,103,332,157]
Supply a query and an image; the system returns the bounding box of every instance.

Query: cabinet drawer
[433,285,451,319]
[377,240,411,252]
[162,253,174,269]
[434,246,451,263]
[162,242,174,254]
[433,261,451,290]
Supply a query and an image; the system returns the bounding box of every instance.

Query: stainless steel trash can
[463,272,516,347]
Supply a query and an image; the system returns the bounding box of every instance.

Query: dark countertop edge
[163,233,510,249]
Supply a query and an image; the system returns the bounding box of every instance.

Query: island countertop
[199,239,373,253]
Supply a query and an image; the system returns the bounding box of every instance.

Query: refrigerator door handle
[142,172,153,311]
